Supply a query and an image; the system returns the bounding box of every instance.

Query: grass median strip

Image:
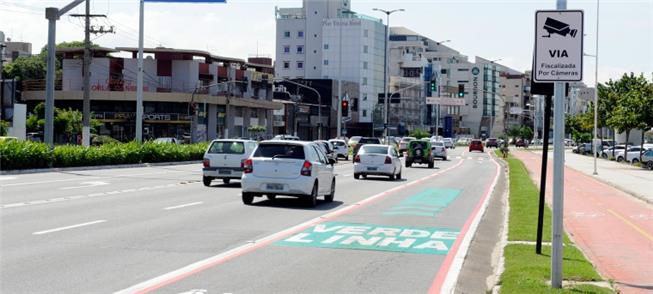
[497,150,613,293]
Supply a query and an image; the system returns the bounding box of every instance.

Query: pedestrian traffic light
[341,100,349,117]
[430,81,437,94]
[458,84,465,97]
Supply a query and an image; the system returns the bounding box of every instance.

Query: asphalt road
[1,148,501,294]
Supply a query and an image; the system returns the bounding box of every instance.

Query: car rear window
[433,142,444,146]
[471,140,482,144]
[331,141,346,147]
[254,144,305,159]
[410,141,428,149]
[359,138,381,144]
[361,146,388,154]
[208,141,245,154]
[401,138,415,142]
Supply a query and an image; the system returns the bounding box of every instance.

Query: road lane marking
[1,170,199,187]
[1,182,200,209]
[429,149,502,294]
[0,176,17,181]
[32,220,107,235]
[115,158,468,294]
[164,202,204,211]
[60,181,109,190]
[606,209,653,242]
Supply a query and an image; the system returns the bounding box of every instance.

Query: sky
[1,0,652,86]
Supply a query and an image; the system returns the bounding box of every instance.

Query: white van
[203,139,257,186]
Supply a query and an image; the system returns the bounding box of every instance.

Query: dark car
[353,137,382,156]
[406,139,434,168]
[469,139,484,153]
[515,139,529,148]
[574,143,592,155]
[486,138,499,148]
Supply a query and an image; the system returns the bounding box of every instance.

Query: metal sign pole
[136,0,144,142]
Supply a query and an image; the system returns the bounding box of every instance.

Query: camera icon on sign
[542,17,578,38]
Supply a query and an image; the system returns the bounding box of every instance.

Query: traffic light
[341,100,349,117]
[430,81,437,94]
[458,84,465,97]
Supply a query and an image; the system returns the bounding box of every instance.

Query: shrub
[0,140,210,170]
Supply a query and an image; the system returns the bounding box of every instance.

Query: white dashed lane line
[164,202,204,211]
[32,220,107,235]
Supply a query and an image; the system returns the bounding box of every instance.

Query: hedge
[0,140,208,170]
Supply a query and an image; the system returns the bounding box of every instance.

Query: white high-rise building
[275,0,386,123]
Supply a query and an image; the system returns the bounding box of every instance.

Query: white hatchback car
[431,140,448,160]
[203,139,257,186]
[329,139,349,160]
[241,141,336,206]
[353,144,402,180]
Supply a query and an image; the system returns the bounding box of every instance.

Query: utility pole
[71,2,113,146]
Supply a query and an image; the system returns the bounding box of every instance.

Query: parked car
[431,140,448,160]
[574,143,592,155]
[154,137,179,144]
[469,139,484,153]
[353,137,382,156]
[601,145,629,159]
[272,134,300,141]
[406,139,434,168]
[399,137,416,153]
[353,144,402,180]
[315,140,338,163]
[348,136,362,148]
[328,139,349,160]
[616,146,645,163]
[486,138,499,148]
[641,149,653,170]
[443,138,455,149]
[202,139,257,186]
[240,141,336,206]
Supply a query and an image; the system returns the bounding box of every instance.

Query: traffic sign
[534,10,584,82]
[426,97,466,106]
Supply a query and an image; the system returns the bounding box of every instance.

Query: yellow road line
[606,208,653,242]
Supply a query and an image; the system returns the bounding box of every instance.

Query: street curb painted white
[490,153,510,294]
[0,161,202,175]
[115,158,467,294]
[440,152,502,294]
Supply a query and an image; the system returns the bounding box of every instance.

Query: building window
[363,110,367,117]
[362,77,368,85]
[363,61,368,69]
[324,59,329,65]
[363,29,369,37]
[297,61,303,69]
[297,31,304,38]
[314,34,318,38]
[313,50,317,54]
[324,44,329,50]
[283,31,290,38]
[283,61,290,69]
[363,45,368,54]
[457,68,469,72]
[296,45,304,54]
[283,46,290,54]
[313,66,317,70]
[363,94,367,101]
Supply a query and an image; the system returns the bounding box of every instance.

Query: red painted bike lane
[513,150,653,294]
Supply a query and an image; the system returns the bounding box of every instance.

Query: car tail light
[300,160,312,176]
[202,158,210,168]
[384,156,392,164]
[354,155,361,163]
[243,159,253,174]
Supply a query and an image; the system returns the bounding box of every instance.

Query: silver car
[431,141,448,160]
[315,140,338,163]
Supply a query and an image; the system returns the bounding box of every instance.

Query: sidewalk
[530,149,653,203]
[512,150,653,294]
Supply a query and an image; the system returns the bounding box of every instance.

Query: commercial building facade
[21,47,281,142]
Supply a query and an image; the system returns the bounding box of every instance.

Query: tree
[605,73,650,162]
[247,125,267,140]
[26,102,102,144]
[409,128,429,139]
[2,41,95,81]
[519,126,534,141]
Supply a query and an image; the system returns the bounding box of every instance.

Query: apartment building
[21,47,280,142]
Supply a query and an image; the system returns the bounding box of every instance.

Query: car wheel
[617,157,624,162]
[242,192,254,205]
[325,179,335,202]
[388,173,395,180]
[345,155,349,161]
[354,173,360,179]
[203,176,212,187]
[396,170,402,180]
[602,153,608,159]
[632,158,639,164]
[443,156,447,161]
[405,160,411,168]
[306,182,318,207]
[222,178,231,184]
[647,161,653,170]
[428,161,434,169]
[266,194,276,201]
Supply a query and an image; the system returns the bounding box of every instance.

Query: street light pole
[373,8,404,141]
[592,0,600,175]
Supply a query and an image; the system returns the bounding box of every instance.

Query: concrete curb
[0,160,202,175]
[490,150,509,294]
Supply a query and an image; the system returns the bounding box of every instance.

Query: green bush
[0,140,209,170]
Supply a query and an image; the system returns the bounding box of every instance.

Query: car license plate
[367,167,377,171]
[218,169,230,175]
[266,183,284,191]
